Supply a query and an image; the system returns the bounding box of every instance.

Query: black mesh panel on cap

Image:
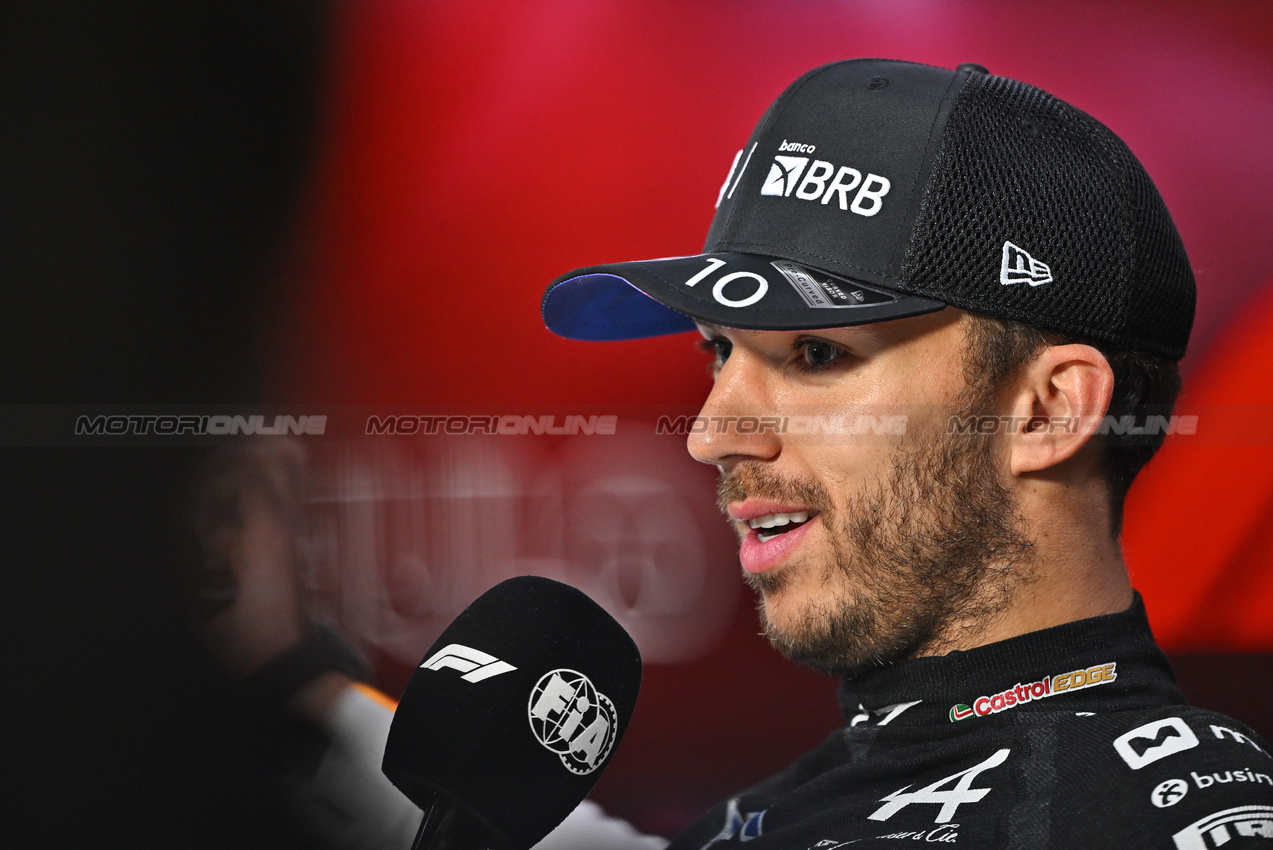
[900,74,1194,358]
[1117,139,1195,356]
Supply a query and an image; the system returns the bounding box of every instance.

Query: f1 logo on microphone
[421,643,517,683]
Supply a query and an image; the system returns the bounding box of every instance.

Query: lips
[728,500,821,574]
[737,515,819,574]
[727,499,815,523]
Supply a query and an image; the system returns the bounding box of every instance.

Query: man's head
[542,59,1195,672]
[698,310,1038,673]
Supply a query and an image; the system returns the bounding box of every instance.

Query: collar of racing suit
[836,593,1185,728]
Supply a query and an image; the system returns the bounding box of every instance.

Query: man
[206,59,1270,849]
[541,58,1273,847]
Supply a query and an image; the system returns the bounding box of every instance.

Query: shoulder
[1038,705,1273,846]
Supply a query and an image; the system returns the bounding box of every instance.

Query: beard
[717,395,1035,676]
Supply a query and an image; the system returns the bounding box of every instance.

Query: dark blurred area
[3,2,328,847]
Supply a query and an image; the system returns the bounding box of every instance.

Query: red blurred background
[8,1,1270,844]
[252,0,1273,833]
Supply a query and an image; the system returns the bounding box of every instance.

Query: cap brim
[542,252,945,341]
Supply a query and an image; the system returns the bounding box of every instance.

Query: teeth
[748,511,810,530]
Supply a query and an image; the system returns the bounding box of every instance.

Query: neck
[925,478,1133,656]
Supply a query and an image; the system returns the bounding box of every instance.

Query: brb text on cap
[762,141,890,216]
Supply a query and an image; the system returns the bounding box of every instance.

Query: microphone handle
[411,792,500,850]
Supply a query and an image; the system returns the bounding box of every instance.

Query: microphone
[381,576,643,850]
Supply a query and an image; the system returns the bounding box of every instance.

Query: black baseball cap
[542,59,1195,360]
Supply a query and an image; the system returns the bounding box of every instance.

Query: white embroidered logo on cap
[761,152,890,216]
[1000,241,1053,286]
[716,143,757,208]
[761,156,810,197]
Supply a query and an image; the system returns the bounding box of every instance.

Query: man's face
[689,310,1034,675]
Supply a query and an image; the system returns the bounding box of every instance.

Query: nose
[687,355,783,468]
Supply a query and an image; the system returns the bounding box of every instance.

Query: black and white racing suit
[667,596,1273,850]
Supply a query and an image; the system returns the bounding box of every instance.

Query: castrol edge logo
[948,662,1117,722]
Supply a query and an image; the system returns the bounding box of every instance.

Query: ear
[1005,343,1114,476]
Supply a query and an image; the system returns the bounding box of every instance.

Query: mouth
[747,510,817,543]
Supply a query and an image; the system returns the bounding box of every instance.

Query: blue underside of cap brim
[542,273,697,341]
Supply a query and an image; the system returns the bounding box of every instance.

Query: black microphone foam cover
[382,576,643,850]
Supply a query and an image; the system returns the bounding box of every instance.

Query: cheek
[799,444,896,496]
[872,345,968,411]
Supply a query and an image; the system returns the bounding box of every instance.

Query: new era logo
[1113,717,1199,770]
[1000,241,1053,287]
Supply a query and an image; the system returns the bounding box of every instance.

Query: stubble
[717,396,1035,675]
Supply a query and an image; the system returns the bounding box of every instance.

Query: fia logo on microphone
[527,669,618,775]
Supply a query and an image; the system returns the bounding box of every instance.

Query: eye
[698,337,732,371]
[796,338,845,371]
